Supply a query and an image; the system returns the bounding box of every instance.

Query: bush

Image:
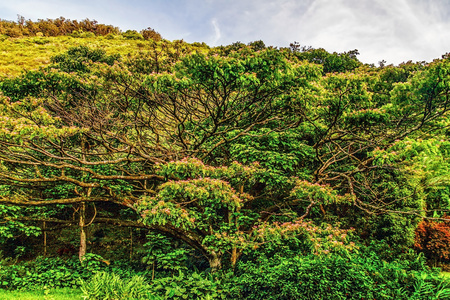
[150,271,227,299]
[229,254,450,299]
[415,220,450,264]
[5,27,22,38]
[122,30,144,40]
[105,33,117,39]
[0,257,93,290]
[140,27,162,41]
[70,30,95,38]
[0,254,113,290]
[50,45,121,73]
[0,254,157,291]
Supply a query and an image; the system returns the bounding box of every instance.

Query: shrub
[150,271,228,299]
[0,257,92,290]
[104,32,117,39]
[122,30,144,40]
[140,27,162,41]
[415,220,450,264]
[229,254,450,300]
[141,233,191,277]
[5,27,22,38]
[0,254,111,290]
[70,30,95,38]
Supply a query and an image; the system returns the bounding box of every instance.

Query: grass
[0,35,210,78]
[0,36,208,79]
[0,288,82,300]
[0,35,157,77]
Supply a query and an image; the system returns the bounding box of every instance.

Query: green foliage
[290,44,362,73]
[142,233,190,272]
[372,138,450,216]
[247,40,266,51]
[80,271,155,300]
[150,271,227,299]
[0,16,120,38]
[50,45,120,73]
[227,128,315,176]
[137,159,260,268]
[81,253,110,270]
[122,30,144,40]
[0,257,91,290]
[137,158,357,269]
[80,270,228,300]
[375,213,418,249]
[252,220,357,258]
[231,254,450,300]
[1,23,450,299]
[0,255,152,291]
[0,204,41,242]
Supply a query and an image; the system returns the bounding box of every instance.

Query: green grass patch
[0,288,82,300]
[0,36,155,77]
[0,35,210,77]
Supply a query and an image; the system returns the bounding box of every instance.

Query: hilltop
[0,16,167,76]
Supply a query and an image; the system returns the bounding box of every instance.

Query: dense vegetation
[0,15,161,41]
[0,17,450,299]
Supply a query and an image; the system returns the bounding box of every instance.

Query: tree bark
[208,251,222,272]
[79,202,87,262]
[43,221,47,257]
[231,247,241,268]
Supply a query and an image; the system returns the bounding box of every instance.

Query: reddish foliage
[415,220,450,261]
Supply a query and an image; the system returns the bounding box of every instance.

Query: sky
[1,0,449,65]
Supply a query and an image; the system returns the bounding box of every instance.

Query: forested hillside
[1,17,450,299]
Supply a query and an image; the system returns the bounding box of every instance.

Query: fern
[80,271,160,300]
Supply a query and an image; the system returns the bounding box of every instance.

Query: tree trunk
[231,247,241,268]
[43,221,47,257]
[79,140,88,262]
[79,202,87,262]
[129,228,133,261]
[208,251,222,272]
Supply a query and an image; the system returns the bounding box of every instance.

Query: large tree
[1,44,450,267]
[0,46,321,263]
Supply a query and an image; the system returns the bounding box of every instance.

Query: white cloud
[218,0,450,64]
[195,0,450,64]
[211,18,221,45]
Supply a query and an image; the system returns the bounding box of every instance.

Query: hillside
[0,16,168,76]
[0,35,208,77]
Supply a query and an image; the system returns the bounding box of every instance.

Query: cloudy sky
[1,0,449,65]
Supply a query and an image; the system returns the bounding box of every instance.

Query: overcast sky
[1,0,449,65]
